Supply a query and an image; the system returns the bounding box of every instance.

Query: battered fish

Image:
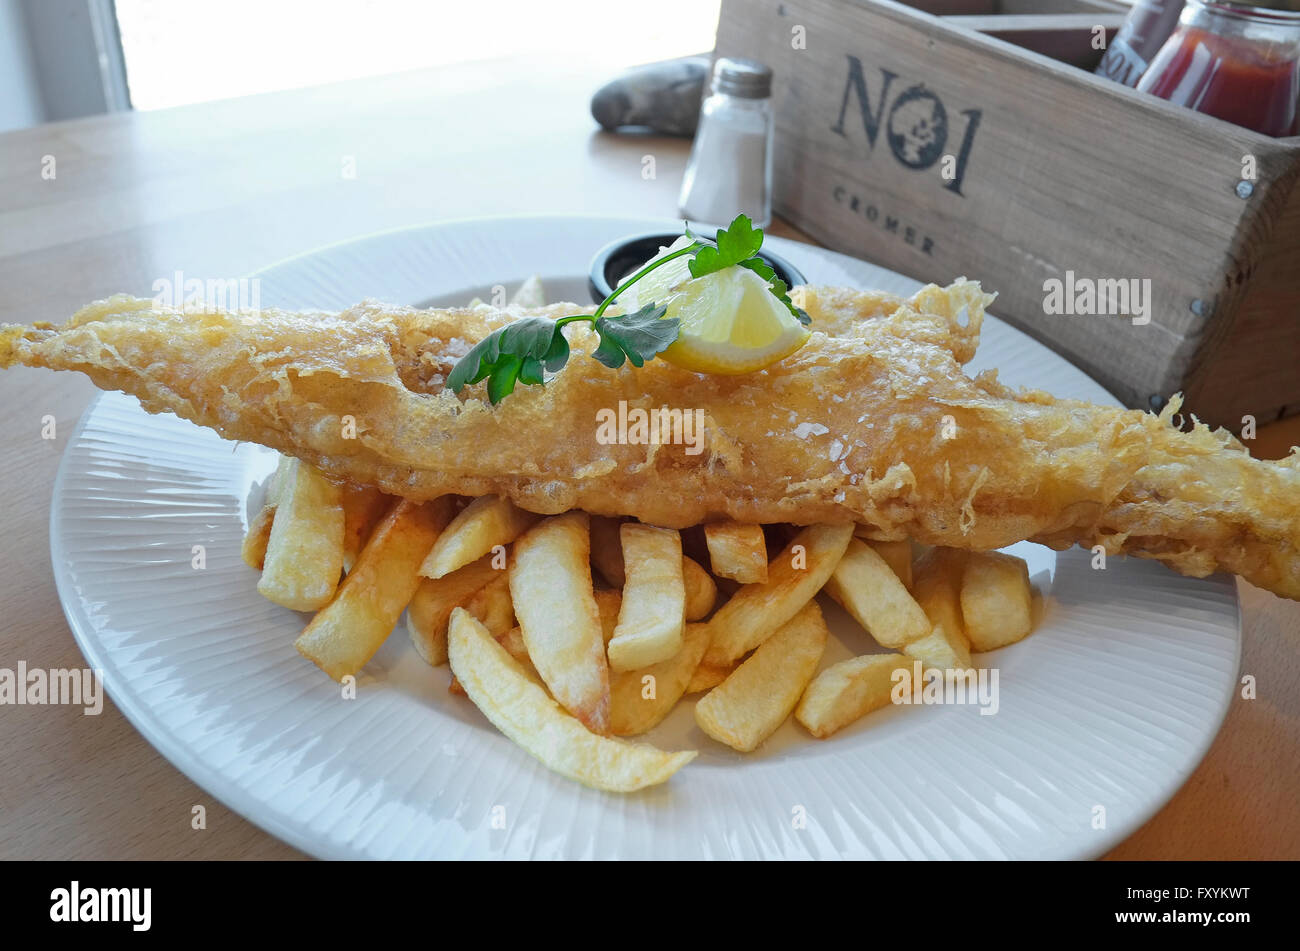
[3,281,1298,599]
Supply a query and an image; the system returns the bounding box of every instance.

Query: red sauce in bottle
[1138,25,1300,136]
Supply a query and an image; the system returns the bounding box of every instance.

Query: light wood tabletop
[0,58,1296,860]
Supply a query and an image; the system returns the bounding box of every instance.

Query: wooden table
[1,59,1296,860]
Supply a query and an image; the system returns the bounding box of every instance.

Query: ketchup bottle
[1096,0,1187,87]
[1137,1,1300,137]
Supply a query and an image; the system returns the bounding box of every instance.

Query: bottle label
[1096,37,1149,88]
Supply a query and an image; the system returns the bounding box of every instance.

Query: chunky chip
[510,512,611,734]
[448,609,695,792]
[685,661,734,694]
[702,523,852,667]
[695,601,828,752]
[866,538,913,589]
[823,538,930,649]
[904,547,973,670]
[796,652,913,738]
[608,524,685,671]
[420,494,536,579]
[296,498,452,680]
[342,484,392,573]
[704,520,769,584]
[258,458,346,611]
[407,554,501,666]
[463,573,515,637]
[242,504,276,570]
[682,555,718,621]
[610,622,711,736]
[961,550,1033,652]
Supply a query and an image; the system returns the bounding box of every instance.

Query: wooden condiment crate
[716,0,1300,429]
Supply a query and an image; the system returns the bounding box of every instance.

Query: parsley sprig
[447,214,810,403]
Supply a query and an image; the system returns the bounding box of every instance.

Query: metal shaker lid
[1210,0,1300,12]
[712,57,772,98]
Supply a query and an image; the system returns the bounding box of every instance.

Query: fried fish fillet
[3,282,1298,599]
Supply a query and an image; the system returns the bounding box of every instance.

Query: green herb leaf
[688,214,763,279]
[498,317,558,363]
[447,317,566,403]
[590,331,629,369]
[518,355,545,386]
[543,329,570,371]
[486,354,523,404]
[736,255,774,283]
[592,303,677,369]
[445,211,812,406]
[446,331,501,391]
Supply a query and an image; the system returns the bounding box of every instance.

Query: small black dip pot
[587,231,807,305]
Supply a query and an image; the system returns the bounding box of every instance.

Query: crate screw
[1149,394,1166,412]
[1236,180,1254,199]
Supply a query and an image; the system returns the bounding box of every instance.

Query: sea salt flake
[793,422,829,439]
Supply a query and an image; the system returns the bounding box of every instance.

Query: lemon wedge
[617,236,696,311]
[619,237,810,375]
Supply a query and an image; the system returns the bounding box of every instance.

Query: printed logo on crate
[830,55,982,197]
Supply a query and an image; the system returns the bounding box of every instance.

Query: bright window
[114,0,722,110]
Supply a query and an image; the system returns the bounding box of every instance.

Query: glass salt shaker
[678,57,774,229]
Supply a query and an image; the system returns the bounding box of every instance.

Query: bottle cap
[712,57,772,99]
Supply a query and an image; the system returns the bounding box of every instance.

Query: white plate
[50,216,1240,859]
